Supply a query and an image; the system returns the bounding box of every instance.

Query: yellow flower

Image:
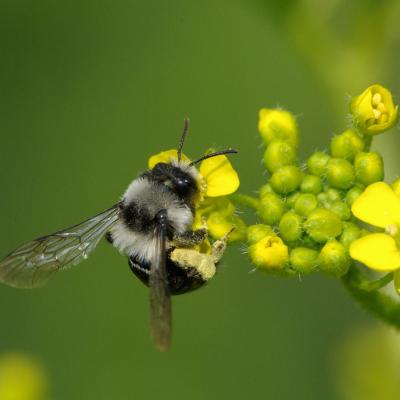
[258,108,299,147]
[248,235,289,271]
[148,149,239,198]
[350,182,400,293]
[0,353,48,400]
[350,84,398,135]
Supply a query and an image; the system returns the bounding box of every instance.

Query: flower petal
[148,149,190,169]
[349,233,400,271]
[351,182,400,228]
[199,155,239,197]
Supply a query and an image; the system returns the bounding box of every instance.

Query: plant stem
[230,193,260,210]
[342,265,400,329]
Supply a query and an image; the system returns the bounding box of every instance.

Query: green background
[1,1,400,399]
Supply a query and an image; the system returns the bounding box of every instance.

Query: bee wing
[149,223,172,351]
[0,206,120,289]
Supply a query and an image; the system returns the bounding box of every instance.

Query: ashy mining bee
[0,119,238,350]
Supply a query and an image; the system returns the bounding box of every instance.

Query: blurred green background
[1,1,400,399]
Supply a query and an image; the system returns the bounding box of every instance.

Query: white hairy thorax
[110,177,194,262]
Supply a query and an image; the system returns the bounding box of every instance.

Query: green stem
[230,193,260,210]
[342,265,400,329]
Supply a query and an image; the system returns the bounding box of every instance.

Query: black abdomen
[128,252,206,295]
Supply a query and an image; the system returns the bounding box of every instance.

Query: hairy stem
[342,265,400,329]
[230,193,260,210]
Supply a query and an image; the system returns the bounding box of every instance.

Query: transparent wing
[0,206,120,289]
[149,225,172,351]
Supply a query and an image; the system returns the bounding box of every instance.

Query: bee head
[151,162,198,200]
[149,119,238,202]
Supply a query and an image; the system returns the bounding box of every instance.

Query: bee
[0,119,237,350]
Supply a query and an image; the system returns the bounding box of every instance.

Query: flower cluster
[243,85,399,293]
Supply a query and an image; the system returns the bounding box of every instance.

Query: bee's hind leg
[173,228,207,247]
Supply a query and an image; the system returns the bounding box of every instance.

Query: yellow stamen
[372,93,382,106]
[385,224,399,236]
[372,108,381,119]
[377,102,386,113]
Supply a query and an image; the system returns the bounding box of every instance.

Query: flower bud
[270,165,303,194]
[330,129,365,161]
[318,239,350,277]
[263,140,297,173]
[340,222,361,249]
[294,193,318,216]
[328,201,351,221]
[350,84,398,135]
[300,174,323,194]
[258,108,299,147]
[286,191,300,208]
[207,212,246,243]
[249,235,289,271]
[247,224,275,245]
[305,208,343,243]
[326,158,355,189]
[354,151,384,185]
[325,188,341,203]
[258,192,285,225]
[307,152,330,176]
[279,211,303,242]
[290,247,319,274]
[345,185,364,206]
[392,178,400,199]
[259,183,275,198]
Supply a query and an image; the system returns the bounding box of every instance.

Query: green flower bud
[270,165,302,194]
[294,193,318,216]
[307,152,330,176]
[392,178,400,198]
[258,108,299,147]
[317,192,329,207]
[290,247,319,274]
[286,191,300,208]
[279,211,303,242]
[340,222,361,250]
[259,183,275,198]
[326,158,355,189]
[305,208,343,243]
[318,239,350,277]
[345,185,364,206]
[350,84,398,136]
[330,129,364,161]
[328,201,351,221]
[300,174,323,194]
[354,151,384,185]
[325,188,341,203]
[258,192,285,225]
[263,140,297,173]
[247,224,275,245]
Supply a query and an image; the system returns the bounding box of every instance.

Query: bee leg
[172,229,207,247]
[210,228,235,264]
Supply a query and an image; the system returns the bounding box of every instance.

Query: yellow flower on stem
[350,84,398,135]
[350,182,400,293]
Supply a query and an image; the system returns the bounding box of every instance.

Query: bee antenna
[189,149,238,166]
[177,118,190,162]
